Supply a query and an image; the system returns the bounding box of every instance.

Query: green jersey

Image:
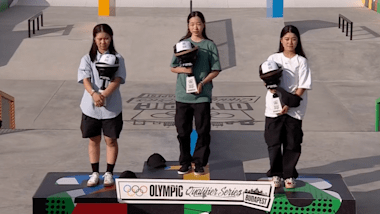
[171,38,221,103]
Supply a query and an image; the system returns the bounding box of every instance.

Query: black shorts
[80,113,123,139]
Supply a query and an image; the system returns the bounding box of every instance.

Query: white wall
[16,0,363,8]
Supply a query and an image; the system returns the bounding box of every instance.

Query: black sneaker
[194,166,205,175]
[178,165,191,175]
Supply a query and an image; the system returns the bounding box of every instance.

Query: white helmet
[95,54,119,80]
[259,60,283,89]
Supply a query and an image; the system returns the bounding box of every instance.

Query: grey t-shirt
[78,51,127,119]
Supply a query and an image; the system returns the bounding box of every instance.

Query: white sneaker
[272,176,282,188]
[103,172,115,187]
[87,172,100,187]
[285,178,296,189]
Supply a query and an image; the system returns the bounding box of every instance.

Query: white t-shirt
[265,53,312,120]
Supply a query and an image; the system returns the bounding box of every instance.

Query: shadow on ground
[300,155,380,214]
[210,130,267,162]
[285,20,338,35]
[0,4,50,67]
[352,189,380,214]
[0,128,31,136]
[300,155,380,184]
[207,19,236,71]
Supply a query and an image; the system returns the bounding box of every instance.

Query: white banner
[116,179,274,212]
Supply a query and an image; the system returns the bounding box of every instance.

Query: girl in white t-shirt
[264,25,312,189]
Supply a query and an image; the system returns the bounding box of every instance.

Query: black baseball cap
[119,170,137,178]
[147,153,167,168]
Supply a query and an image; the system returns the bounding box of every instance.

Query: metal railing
[28,11,43,38]
[339,14,353,40]
[0,91,15,129]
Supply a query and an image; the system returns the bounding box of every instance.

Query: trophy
[95,54,119,106]
[259,60,283,90]
[174,40,199,93]
[259,60,302,110]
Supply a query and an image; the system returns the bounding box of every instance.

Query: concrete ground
[0,5,380,214]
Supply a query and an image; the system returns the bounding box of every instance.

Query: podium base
[33,161,355,214]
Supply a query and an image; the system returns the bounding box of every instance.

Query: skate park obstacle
[339,14,353,40]
[0,90,15,129]
[267,0,283,18]
[98,0,116,16]
[376,97,380,131]
[28,11,43,38]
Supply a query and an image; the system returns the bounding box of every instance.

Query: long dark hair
[180,11,211,41]
[278,25,307,59]
[89,24,117,62]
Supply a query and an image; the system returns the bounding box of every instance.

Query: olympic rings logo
[123,185,148,197]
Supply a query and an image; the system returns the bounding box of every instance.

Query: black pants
[264,115,303,179]
[175,101,211,167]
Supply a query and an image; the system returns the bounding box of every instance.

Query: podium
[33,160,355,214]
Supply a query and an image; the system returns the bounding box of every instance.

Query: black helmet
[259,60,283,89]
[119,170,137,178]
